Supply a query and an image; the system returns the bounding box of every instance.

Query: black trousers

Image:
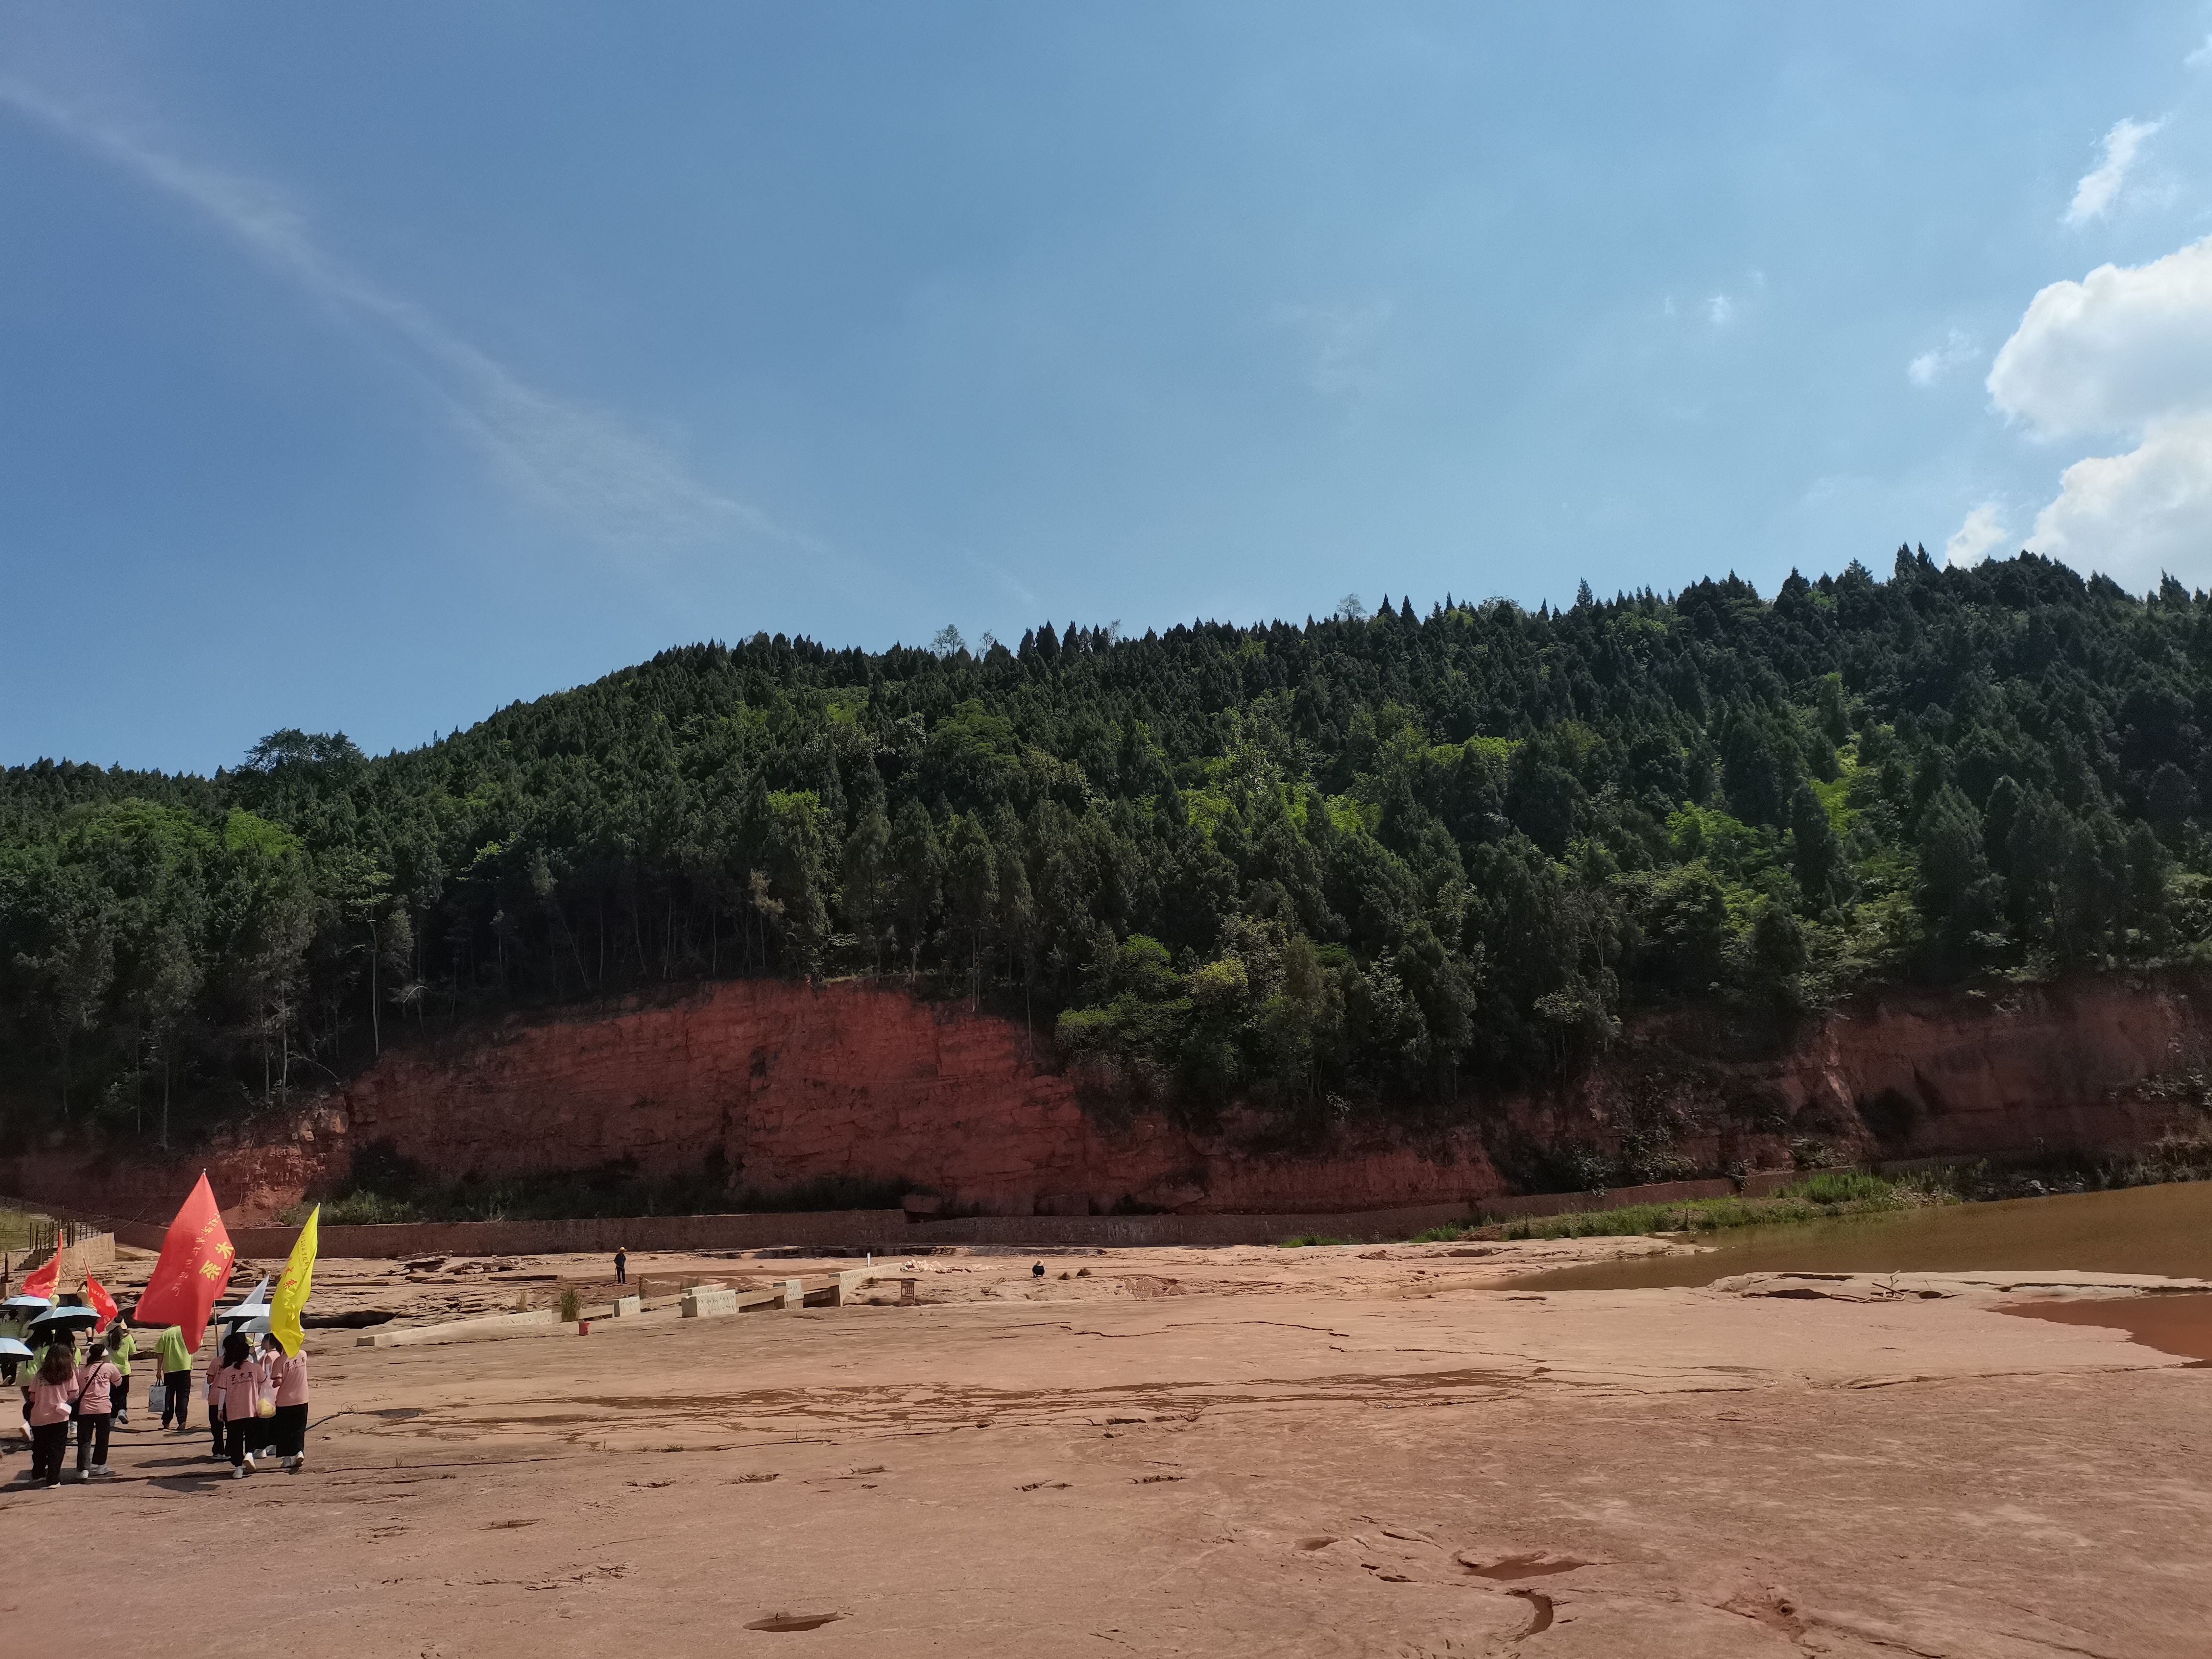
[111,1375,129,1417]
[227,1416,265,1467]
[161,1371,191,1428]
[271,1401,309,1458]
[208,1401,227,1456]
[30,1421,69,1484]
[75,1412,111,1470]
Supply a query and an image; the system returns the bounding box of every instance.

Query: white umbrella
[218,1276,272,1324]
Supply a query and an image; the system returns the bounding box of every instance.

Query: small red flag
[19,1249,60,1300]
[132,1174,236,1350]
[84,1271,119,1333]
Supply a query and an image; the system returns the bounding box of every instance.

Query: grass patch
[1398,1174,1954,1242]
[0,1207,51,1253]
[1277,1234,1348,1247]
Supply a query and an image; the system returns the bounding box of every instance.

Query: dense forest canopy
[4,548,2210,1158]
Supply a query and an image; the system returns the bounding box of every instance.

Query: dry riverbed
[5,1234,2207,1654]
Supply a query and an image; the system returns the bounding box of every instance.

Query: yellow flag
[269,1206,319,1358]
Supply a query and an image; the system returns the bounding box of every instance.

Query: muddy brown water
[1514,1180,2212,1365]
[1511,1180,2212,1292]
[2002,1293,2212,1365]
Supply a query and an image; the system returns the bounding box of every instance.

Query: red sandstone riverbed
[4,1237,2206,1656]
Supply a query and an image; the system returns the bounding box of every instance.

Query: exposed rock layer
[7,973,2208,1224]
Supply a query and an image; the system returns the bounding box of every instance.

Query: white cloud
[1907,328,1977,386]
[2026,414,2212,585]
[1705,293,1734,326]
[2064,117,2162,227]
[2188,35,2212,68]
[1986,234,2212,588]
[1944,503,2010,566]
[1988,237,2212,437]
[0,79,802,561]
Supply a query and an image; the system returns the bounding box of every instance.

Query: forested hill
[5,547,2211,1155]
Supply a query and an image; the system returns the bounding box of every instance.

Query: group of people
[13,1316,310,1489]
[203,1329,312,1478]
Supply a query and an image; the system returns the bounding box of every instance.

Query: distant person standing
[155,1324,193,1432]
[264,1335,311,1471]
[106,1321,135,1425]
[614,1247,627,1286]
[72,1341,120,1480]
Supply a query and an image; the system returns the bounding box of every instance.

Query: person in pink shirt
[22,1344,80,1489]
[211,1332,266,1479]
[72,1340,121,1481]
[261,1332,311,1471]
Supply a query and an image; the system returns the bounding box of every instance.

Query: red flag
[19,1248,60,1300]
[133,1174,236,1350]
[84,1271,119,1334]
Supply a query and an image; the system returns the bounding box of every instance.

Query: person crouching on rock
[261,1332,311,1471]
[24,1343,80,1489]
[213,1334,264,1479]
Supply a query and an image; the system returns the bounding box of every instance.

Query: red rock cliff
[8,974,2208,1225]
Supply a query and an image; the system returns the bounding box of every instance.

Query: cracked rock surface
[5,1241,2204,1656]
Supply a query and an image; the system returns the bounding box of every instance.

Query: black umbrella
[27,1305,99,1334]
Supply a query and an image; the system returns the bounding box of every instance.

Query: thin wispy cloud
[1272,300,1394,397]
[1907,329,1978,386]
[2188,35,2212,69]
[2065,117,2162,227]
[0,79,800,561]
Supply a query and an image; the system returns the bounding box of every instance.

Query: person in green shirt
[154,1325,193,1432]
[107,1323,135,1425]
[0,1310,22,1386]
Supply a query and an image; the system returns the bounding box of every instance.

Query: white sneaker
[74,1467,89,1482]
[231,1465,248,1479]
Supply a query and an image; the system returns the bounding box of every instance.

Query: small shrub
[1278,1234,1347,1248]
[557,1287,582,1323]
[1785,1171,1893,1204]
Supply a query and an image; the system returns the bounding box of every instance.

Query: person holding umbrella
[0,1294,44,1386]
[72,1339,120,1479]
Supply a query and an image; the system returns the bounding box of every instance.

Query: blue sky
[8,4,2212,771]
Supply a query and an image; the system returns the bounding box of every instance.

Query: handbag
[147,1380,169,1415]
[69,1360,111,1421]
[256,1362,277,1419]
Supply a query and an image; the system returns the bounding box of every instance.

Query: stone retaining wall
[98,1176,1774,1260]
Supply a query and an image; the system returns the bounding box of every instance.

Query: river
[1512,1178,2212,1363]
[1512,1178,2212,1291]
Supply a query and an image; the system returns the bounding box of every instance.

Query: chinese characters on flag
[134,1173,237,1350]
